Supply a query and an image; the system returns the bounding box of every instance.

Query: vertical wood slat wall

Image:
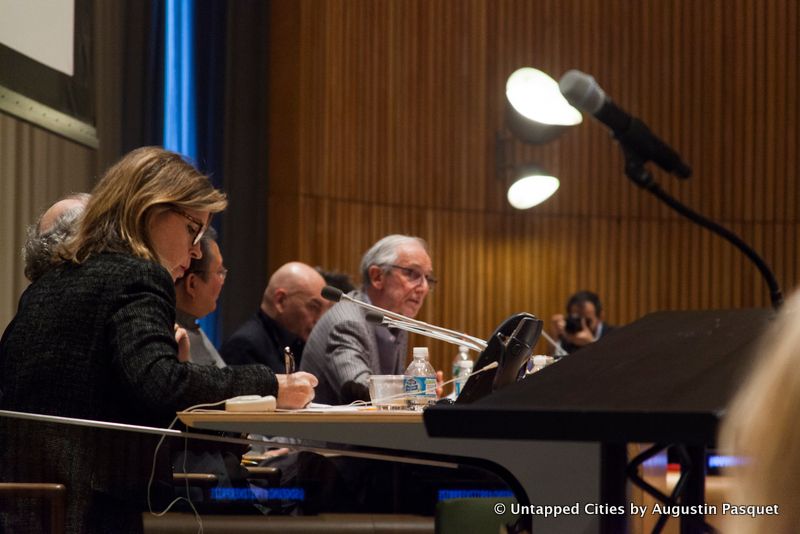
[0,116,96,331]
[268,0,800,372]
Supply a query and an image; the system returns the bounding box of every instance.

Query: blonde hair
[718,291,800,533]
[64,146,227,264]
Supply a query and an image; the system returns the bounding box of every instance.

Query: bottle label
[454,377,466,397]
[454,361,473,398]
[404,376,436,406]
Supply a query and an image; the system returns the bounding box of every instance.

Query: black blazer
[0,253,278,533]
[220,310,303,373]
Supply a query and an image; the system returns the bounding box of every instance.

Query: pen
[284,346,295,376]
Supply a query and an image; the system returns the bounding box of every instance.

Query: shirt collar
[175,309,199,331]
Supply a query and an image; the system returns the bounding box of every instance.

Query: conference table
[177,407,602,534]
[181,308,771,534]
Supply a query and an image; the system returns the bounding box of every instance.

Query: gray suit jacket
[176,310,227,368]
[299,290,406,405]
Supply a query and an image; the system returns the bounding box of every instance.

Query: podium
[424,308,773,533]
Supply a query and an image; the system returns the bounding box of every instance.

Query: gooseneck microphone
[364,311,485,353]
[321,286,487,352]
[559,69,691,179]
[559,70,782,309]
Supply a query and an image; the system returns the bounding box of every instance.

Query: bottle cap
[458,345,469,356]
[413,347,429,358]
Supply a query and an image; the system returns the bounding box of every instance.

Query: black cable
[622,148,783,310]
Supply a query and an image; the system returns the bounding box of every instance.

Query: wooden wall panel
[268,0,800,375]
[0,114,96,331]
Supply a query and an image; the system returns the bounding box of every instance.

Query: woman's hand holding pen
[276,371,318,409]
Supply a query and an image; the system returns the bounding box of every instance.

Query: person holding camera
[550,290,613,355]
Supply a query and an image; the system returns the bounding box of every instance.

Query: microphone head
[559,69,606,114]
[321,285,344,303]
[365,311,385,324]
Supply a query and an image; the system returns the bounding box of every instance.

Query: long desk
[178,409,602,534]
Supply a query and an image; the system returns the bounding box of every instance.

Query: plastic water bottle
[404,347,437,410]
[526,355,552,375]
[452,345,473,398]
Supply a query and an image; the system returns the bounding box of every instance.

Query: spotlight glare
[507,173,560,210]
[506,68,583,126]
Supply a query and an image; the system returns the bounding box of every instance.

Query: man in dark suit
[221,262,329,372]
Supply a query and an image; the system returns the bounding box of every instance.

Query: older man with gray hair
[2,193,90,396]
[23,193,90,282]
[300,234,436,405]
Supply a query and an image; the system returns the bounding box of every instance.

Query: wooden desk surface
[177,408,423,426]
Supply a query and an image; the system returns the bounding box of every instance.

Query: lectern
[424,308,773,533]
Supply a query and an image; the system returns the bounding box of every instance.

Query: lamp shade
[505,67,582,144]
[507,166,560,209]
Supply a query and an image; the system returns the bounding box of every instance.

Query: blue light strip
[164,0,220,346]
[438,489,515,501]
[210,487,306,502]
[164,0,196,157]
[707,454,746,469]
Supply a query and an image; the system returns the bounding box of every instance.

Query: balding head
[261,262,330,341]
[38,194,90,234]
[24,193,90,282]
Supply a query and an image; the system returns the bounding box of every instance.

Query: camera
[564,315,584,334]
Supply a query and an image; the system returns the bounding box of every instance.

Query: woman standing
[0,147,316,532]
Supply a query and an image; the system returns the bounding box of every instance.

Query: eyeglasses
[387,264,438,290]
[191,267,229,280]
[170,207,206,246]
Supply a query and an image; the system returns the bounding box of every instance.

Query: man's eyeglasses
[170,207,206,246]
[190,267,229,280]
[387,264,438,290]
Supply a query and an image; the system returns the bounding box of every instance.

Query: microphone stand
[324,287,488,349]
[376,314,486,353]
[621,146,783,310]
